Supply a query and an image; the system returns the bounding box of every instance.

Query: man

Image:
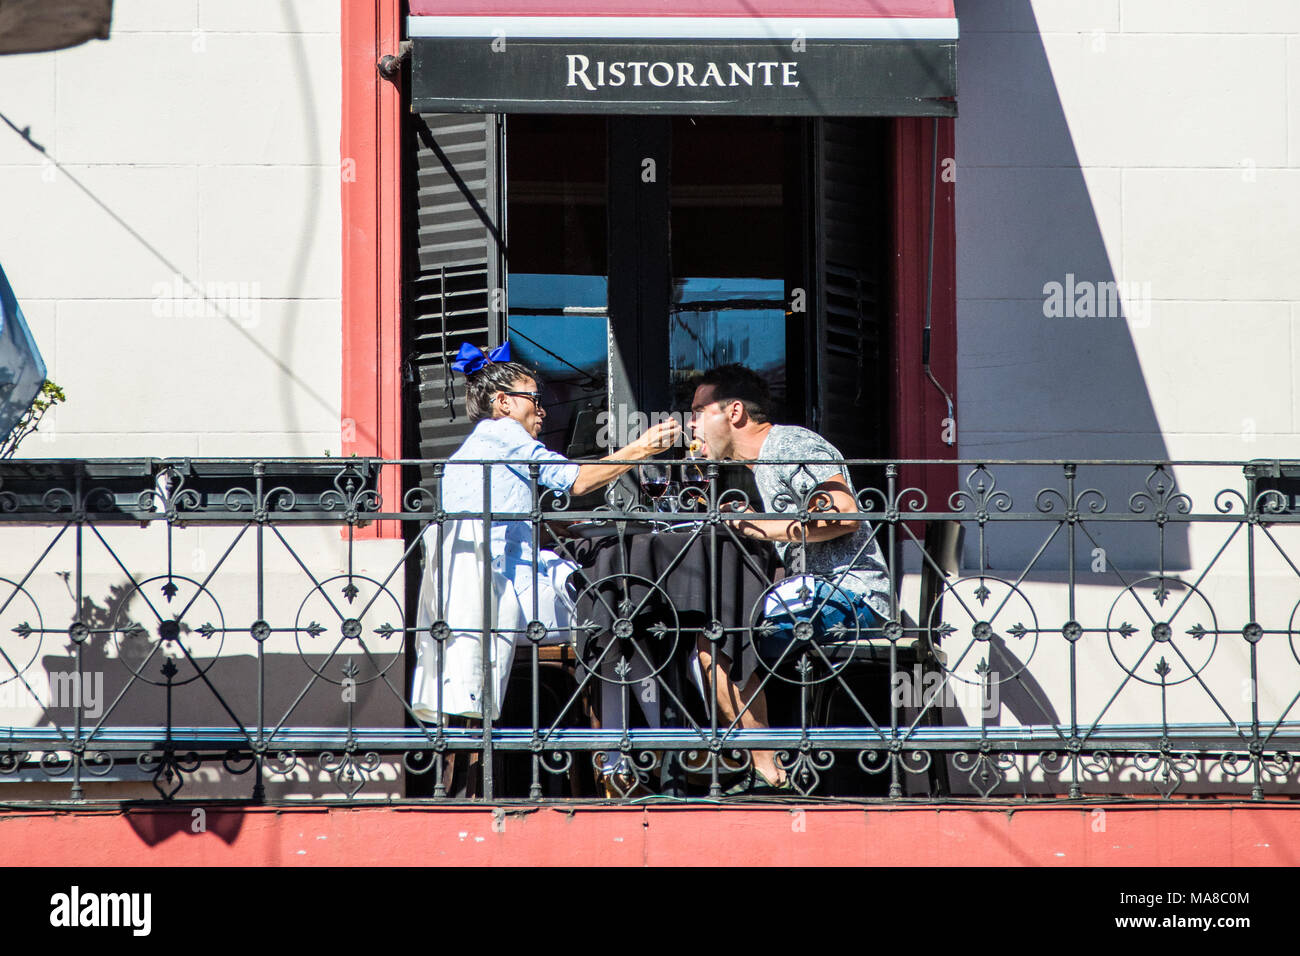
[687,363,891,790]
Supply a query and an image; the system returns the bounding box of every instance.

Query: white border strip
[409,15,957,41]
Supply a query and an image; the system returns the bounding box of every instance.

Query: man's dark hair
[465,360,538,423]
[698,363,771,424]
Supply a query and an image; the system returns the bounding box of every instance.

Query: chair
[410,520,597,796]
[410,519,524,722]
[809,519,964,795]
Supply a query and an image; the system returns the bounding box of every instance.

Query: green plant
[1,380,66,458]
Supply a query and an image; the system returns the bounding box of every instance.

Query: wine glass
[679,460,711,511]
[639,462,672,512]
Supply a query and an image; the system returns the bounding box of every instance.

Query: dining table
[564,518,780,792]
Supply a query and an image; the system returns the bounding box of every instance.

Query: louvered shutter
[405,113,507,484]
[813,118,890,466]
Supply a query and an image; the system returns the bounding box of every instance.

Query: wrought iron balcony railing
[1,456,1298,803]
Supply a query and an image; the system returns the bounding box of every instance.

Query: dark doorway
[668,116,805,425]
[501,115,893,454]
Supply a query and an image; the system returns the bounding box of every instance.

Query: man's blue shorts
[757,575,881,663]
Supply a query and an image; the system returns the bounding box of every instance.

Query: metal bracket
[377,40,412,81]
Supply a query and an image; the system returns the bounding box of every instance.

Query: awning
[0,0,112,55]
[408,0,956,116]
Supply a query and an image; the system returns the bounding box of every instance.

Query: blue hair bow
[450,340,511,375]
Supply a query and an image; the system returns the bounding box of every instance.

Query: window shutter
[813,118,890,464]
[405,113,507,482]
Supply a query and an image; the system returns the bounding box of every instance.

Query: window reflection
[506,115,609,456]
[670,277,787,416]
[508,273,608,455]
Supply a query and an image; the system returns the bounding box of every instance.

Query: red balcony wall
[5,803,1299,866]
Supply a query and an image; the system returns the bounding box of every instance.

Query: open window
[403,114,902,477]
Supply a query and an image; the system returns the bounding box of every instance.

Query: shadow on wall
[37,582,401,732]
[124,808,246,847]
[952,0,1188,574]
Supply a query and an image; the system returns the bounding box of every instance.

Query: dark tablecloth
[571,525,779,691]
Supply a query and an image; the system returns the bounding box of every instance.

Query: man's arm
[569,419,681,496]
[728,475,861,543]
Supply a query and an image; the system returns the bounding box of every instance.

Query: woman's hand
[629,418,682,456]
[570,418,682,495]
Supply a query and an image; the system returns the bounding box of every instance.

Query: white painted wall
[945,1,1300,792]
[0,0,343,458]
[956,0,1299,463]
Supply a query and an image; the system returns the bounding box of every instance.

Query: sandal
[722,766,794,796]
[721,768,756,796]
[748,770,795,795]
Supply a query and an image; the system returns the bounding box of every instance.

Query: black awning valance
[408,1,956,116]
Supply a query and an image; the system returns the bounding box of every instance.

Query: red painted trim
[5,803,1298,866]
[410,0,955,18]
[342,0,404,538]
[891,116,957,512]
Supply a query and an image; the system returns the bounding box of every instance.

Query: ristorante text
[566,55,800,90]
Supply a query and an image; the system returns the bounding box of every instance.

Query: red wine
[643,480,670,498]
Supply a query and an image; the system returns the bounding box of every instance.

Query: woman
[414,341,679,773]
[440,342,679,633]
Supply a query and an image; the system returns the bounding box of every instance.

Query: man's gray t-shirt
[752,425,892,620]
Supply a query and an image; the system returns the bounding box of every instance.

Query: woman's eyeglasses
[500,390,543,409]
